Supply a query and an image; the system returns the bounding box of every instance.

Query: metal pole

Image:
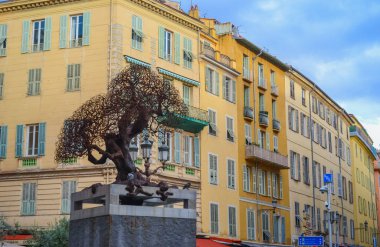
[328,183,333,247]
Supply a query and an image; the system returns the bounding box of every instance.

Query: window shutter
[21,183,28,215]
[295,110,299,132]
[205,66,210,91]
[62,181,69,213]
[267,172,271,197]
[83,12,91,46]
[281,217,285,242]
[215,71,219,96]
[59,15,68,48]
[257,130,261,147]
[297,154,301,180]
[279,175,283,198]
[273,216,278,242]
[266,132,270,150]
[38,122,46,156]
[174,132,181,163]
[252,168,256,193]
[0,125,7,158]
[194,136,200,168]
[21,20,30,53]
[137,16,143,33]
[288,106,292,130]
[174,32,180,64]
[0,24,7,56]
[29,183,36,215]
[222,75,226,99]
[232,80,236,103]
[338,173,342,197]
[15,124,23,157]
[43,17,52,50]
[158,26,165,59]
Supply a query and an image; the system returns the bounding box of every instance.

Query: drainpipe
[337,110,344,245]
[308,83,316,232]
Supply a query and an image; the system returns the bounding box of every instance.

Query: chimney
[188,5,200,19]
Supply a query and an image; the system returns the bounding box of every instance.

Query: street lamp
[272,200,278,214]
[129,140,138,162]
[320,183,333,247]
[158,141,169,163]
[140,135,152,160]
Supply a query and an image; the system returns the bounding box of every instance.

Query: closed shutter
[0,24,7,56]
[267,172,271,196]
[59,15,68,48]
[174,32,180,64]
[174,132,181,163]
[15,124,23,157]
[21,20,30,53]
[21,183,29,215]
[279,175,283,199]
[158,26,165,58]
[67,65,74,90]
[338,173,342,197]
[83,12,91,45]
[266,132,270,150]
[194,137,199,168]
[232,80,236,103]
[281,217,285,242]
[38,122,46,156]
[252,167,256,193]
[0,125,7,158]
[288,106,292,130]
[274,216,279,242]
[222,75,227,99]
[297,154,301,180]
[43,17,52,50]
[215,71,219,96]
[205,66,210,91]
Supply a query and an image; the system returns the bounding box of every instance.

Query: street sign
[298,236,324,246]
[323,174,333,184]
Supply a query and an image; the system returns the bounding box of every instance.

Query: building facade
[374,151,380,242]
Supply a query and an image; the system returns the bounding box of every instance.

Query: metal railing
[202,45,215,59]
[258,78,267,89]
[245,144,288,169]
[273,119,281,131]
[220,54,231,67]
[244,106,254,120]
[259,111,269,126]
[271,85,279,96]
[70,38,83,48]
[186,105,209,123]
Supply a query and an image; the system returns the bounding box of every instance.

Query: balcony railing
[244,106,254,120]
[258,78,267,89]
[350,125,377,157]
[259,111,269,126]
[70,38,83,48]
[220,54,231,67]
[246,144,288,169]
[202,45,215,59]
[271,85,279,96]
[273,119,280,131]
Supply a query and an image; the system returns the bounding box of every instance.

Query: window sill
[243,77,253,83]
[66,89,81,93]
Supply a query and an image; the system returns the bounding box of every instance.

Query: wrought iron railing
[186,105,208,123]
[273,119,281,131]
[244,106,254,120]
[271,85,279,96]
[245,144,288,169]
[259,111,269,126]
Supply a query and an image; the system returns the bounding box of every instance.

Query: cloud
[358,117,380,149]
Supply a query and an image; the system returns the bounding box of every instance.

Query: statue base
[69,184,196,247]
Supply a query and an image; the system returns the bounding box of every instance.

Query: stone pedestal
[69,184,196,247]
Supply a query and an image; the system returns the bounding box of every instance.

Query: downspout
[337,110,344,245]
[308,83,316,232]
[108,0,113,84]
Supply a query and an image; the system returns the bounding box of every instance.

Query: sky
[180,0,380,149]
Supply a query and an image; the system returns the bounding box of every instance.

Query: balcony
[350,125,377,157]
[246,144,288,169]
[159,105,209,133]
[273,119,280,131]
[271,85,279,97]
[259,111,269,126]
[244,106,254,120]
[202,45,215,59]
[220,54,231,67]
[258,78,267,90]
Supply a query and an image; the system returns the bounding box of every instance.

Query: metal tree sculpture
[55,65,187,196]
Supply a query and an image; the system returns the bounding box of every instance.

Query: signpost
[323,174,333,184]
[298,236,324,246]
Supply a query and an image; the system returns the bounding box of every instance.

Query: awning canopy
[197,238,228,247]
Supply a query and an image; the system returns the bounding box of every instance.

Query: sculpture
[55,64,188,199]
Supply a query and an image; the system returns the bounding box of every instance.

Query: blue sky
[181,0,380,149]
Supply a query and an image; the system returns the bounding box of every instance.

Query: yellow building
[0,0,208,229]
[287,68,355,246]
[349,114,378,247]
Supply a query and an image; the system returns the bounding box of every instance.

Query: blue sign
[323,174,333,184]
[298,236,324,246]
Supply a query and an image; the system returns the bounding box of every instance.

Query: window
[273,215,284,243]
[259,93,265,112]
[258,169,267,195]
[26,124,40,156]
[243,165,250,192]
[183,37,193,69]
[290,79,295,99]
[28,68,41,96]
[288,106,299,132]
[252,168,257,193]
[262,211,270,241]
[228,206,237,237]
[319,102,325,119]
[0,73,3,99]
[267,172,272,197]
[312,121,319,143]
[290,151,300,180]
[21,182,36,215]
[303,156,310,185]
[295,202,301,228]
[272,173,279,198]
[0,24,7,56]
[183,136,192,166]
[174,132,181,163]
[301,88,306,106]
[67,64,81,91]
[209,154,218,184]
[247,209,256,240]
[132,15,143,50]
[226,117,234,142]
[273,136,278,152]
[312,161,321,188]
[300,113,310,138]
[244,86,250,107]
[270,70,276,86]
[183,85,191,105]
[272,100,277,119]
[164,30,173,61]
[0,125,7,159]
[320,126,327,148]
[227,159,235,189]
[279,175,283,199]
[338,173,343,197]
[61,180,76,214]
[258,63,264,87]
[32,19,45,52]
[328,132,332,153]
[223,75,236,103]
[70,15,83,47]
[210,203,219,234]
[15,123,46,160]
[312,96,318,114]
[245,124,252,145]
[342,176,347,200]
[205,67,219,95]
[208,110,217,135]
[243,55,250,80]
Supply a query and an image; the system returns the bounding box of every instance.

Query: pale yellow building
[350,115,378,247]
[287,68,355,246]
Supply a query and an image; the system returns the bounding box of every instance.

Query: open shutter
[29,183,36,215]
[38,122,46,156]
[158,26,164,58]
[0,24,7,56]
[59,15,68,48]
[43,17,52,50]
[232,80,236,103]
[215,71,219,96]
[0,126,7,158]
[281,217,285,242]
[194,137,199,168]
[297,154,301,181]
[288,106,292,130]
[222,75,226,99]
[21,20,30,53]
[174,33,180,64]
[174,132,181,163]
[83,12,91,46]
[205,66,210,91]
[257,130,262,147]
[266,132,270,150]
[15,124,23,157]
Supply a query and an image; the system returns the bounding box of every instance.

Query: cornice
[0,0,81,13]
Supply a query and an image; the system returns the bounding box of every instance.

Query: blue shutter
[59,15,67,48]
[174,132,181,163]
[274,216,278,242]
[38,122,46,156]
[194,136,199,168]
[0,126,7,158]
[21,20,30,53]
[15,125,23,157]
[43,17,52,50]
[158,26,164,59]
[174,32,180,64]
[83,12,91,46]
[281,217,285,242]
[0,24,7,56]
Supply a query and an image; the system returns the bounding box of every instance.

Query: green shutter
[15,124,23,157]
[222,75,226,99]
[21,20,30,53]
[205,66,210,91]
[174,132,181,163]
[194,136,199,168]
[158,26,164,59]
[43,17,52,50]
[59,15,67,48]
[0,125,7,158]
[174,32,180,65]
[21,183,29,215]
[132,15,137,49]
[232,80,236,103]
[0,24,7,56]
[38,122,46,156]
[215,71,219,96]
[83,12,91,46]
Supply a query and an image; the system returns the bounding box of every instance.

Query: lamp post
[129,140,139,162]
[320,183,332,247]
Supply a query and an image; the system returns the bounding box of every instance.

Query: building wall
[374,155,380,237]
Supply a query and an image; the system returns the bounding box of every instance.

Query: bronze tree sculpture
[55,64,188,198]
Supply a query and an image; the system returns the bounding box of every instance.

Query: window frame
[31,19,45,52]
[70,14,84,47]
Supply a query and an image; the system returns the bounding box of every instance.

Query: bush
[27,218,69,247]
